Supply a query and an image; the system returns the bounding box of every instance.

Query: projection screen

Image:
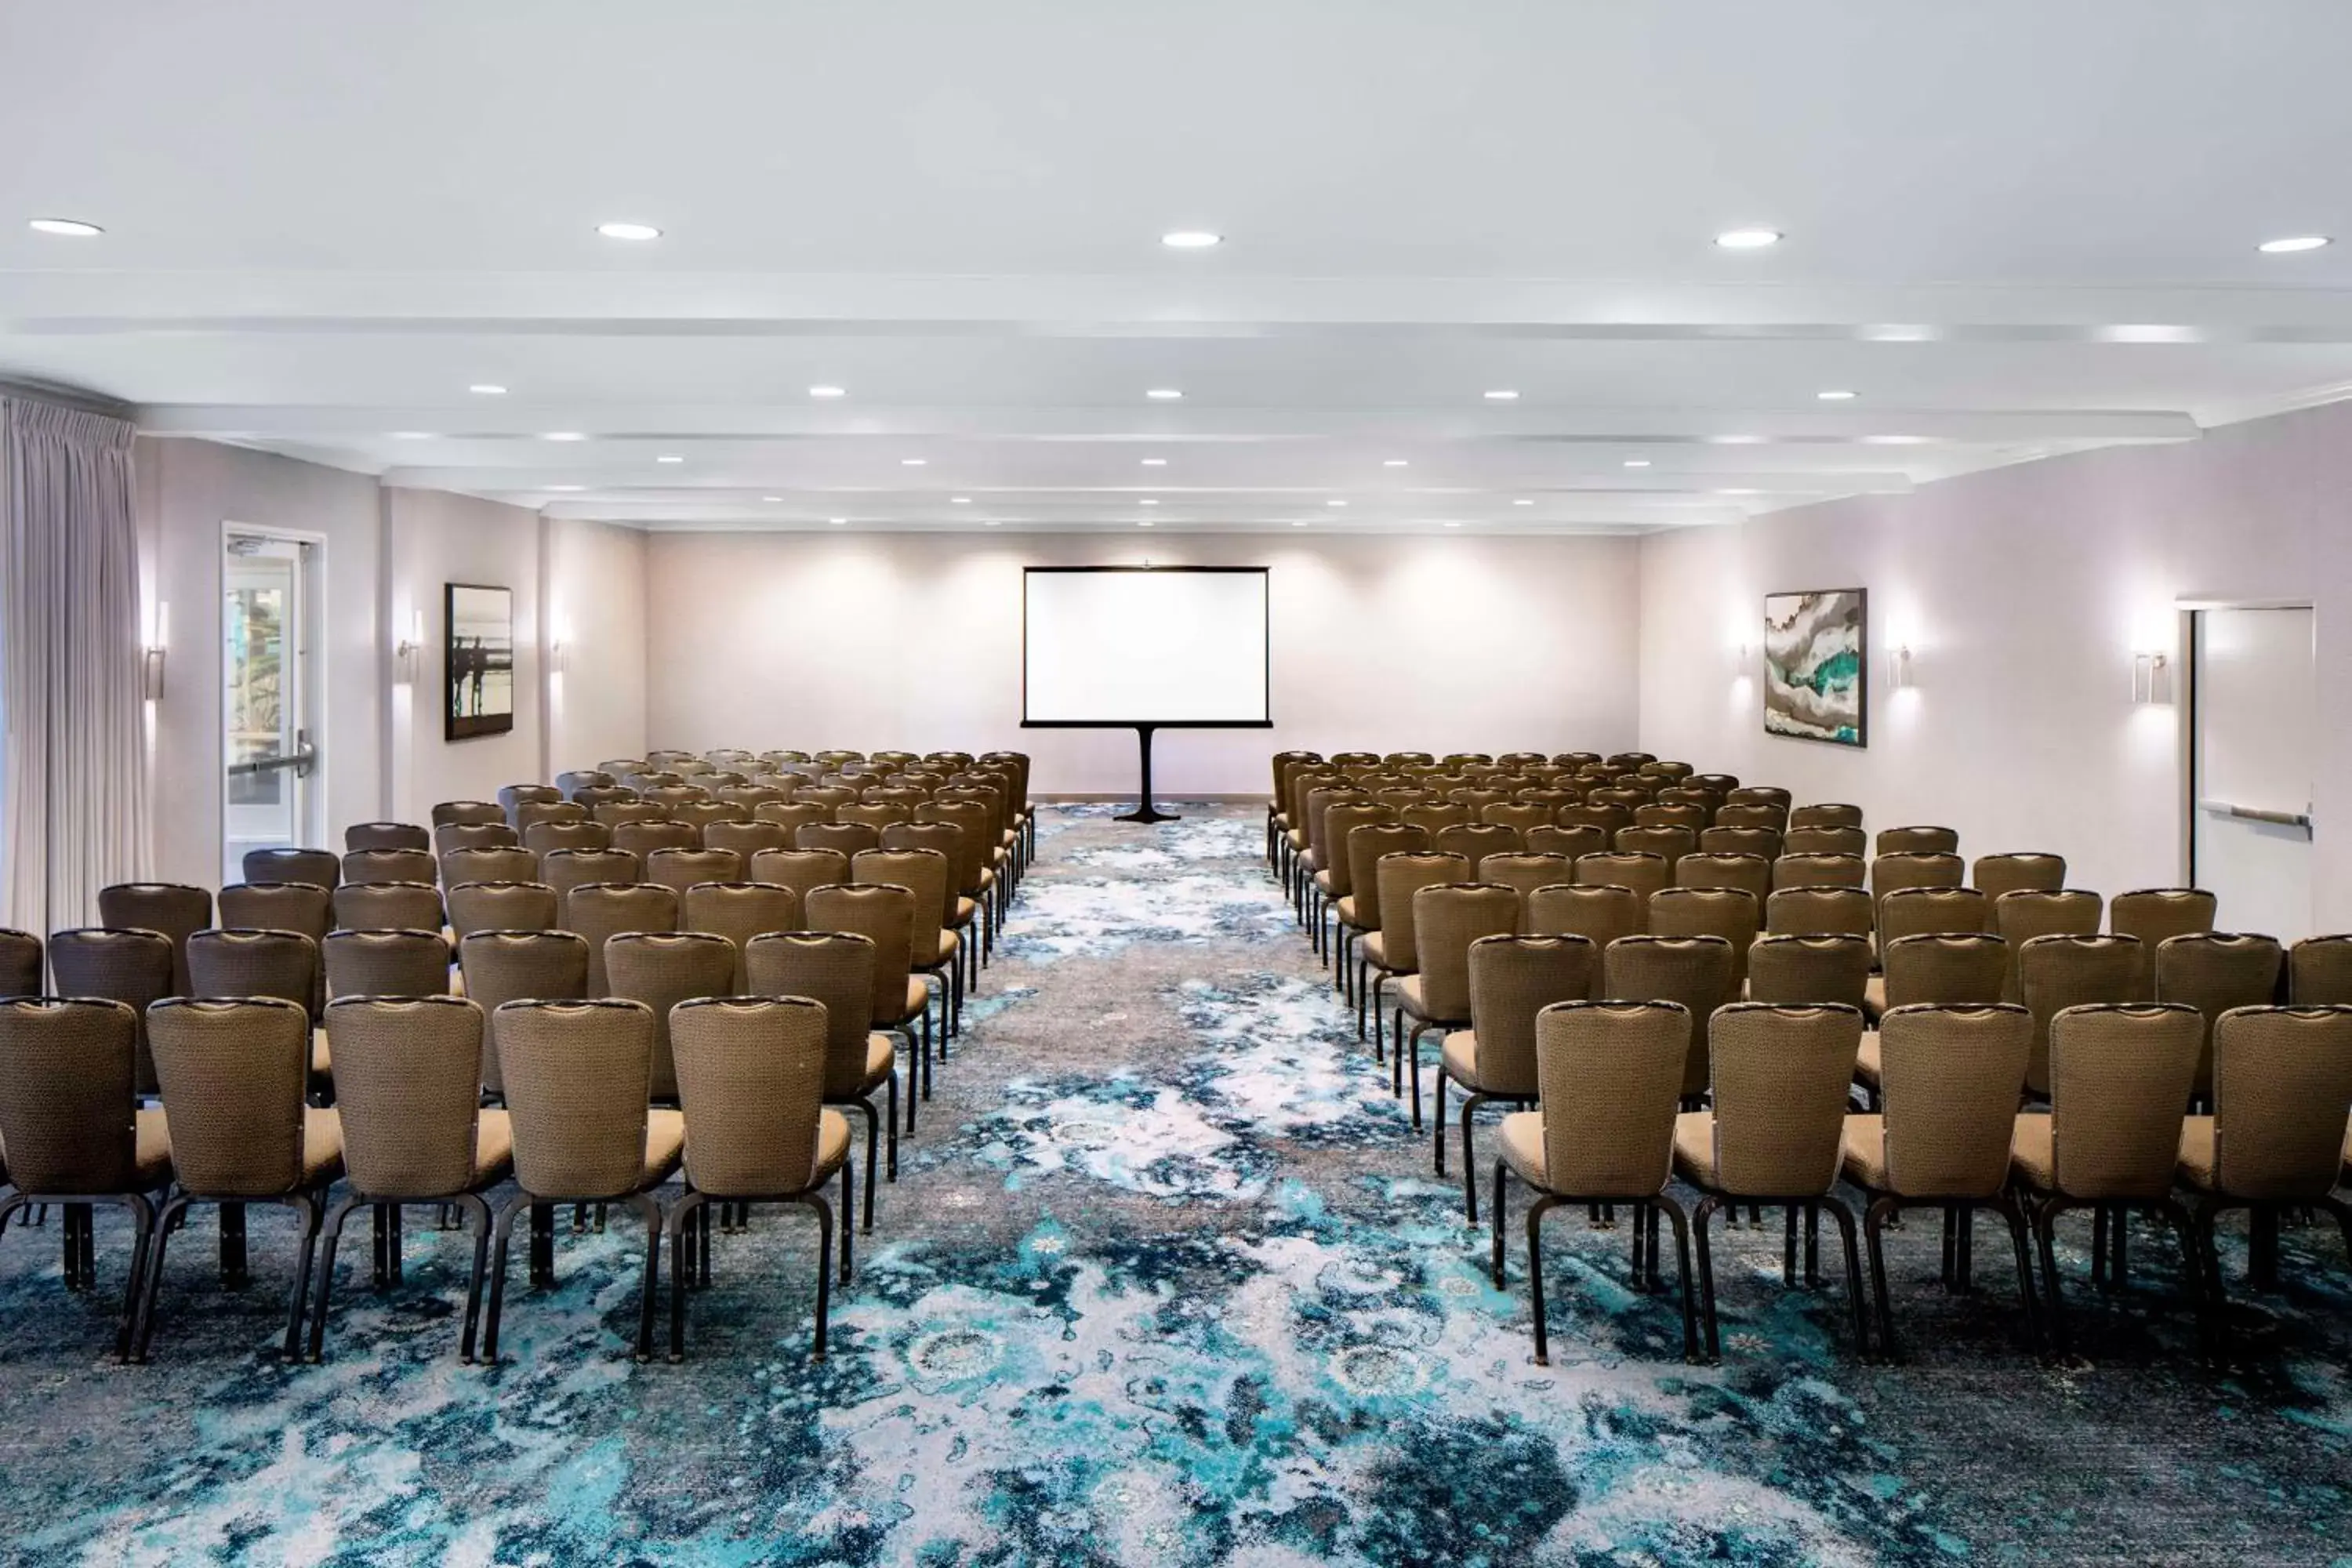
[1022,566,1272,727]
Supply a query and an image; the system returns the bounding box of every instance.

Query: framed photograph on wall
[445,583,516,740]
[1762,587,1867,747]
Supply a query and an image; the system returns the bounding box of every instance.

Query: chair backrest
[1402,801,1472,836]
[434,822,521,858]
[670,996,831,1197]
[1673,851,1772,907]
[0,997,143,1191]
[495,1000,658,1197]
[1646,887,1761,989]
[97,883,212,993]
[1773,851,1866,892]
[1573,851,1669,914]
[346,821,431,854]
[2017,933,2146,1097]
[1869,851,1964,920]
[1465,934,1595,1097]
[323,996,488,1196]
[1474,851,1573,906]
[1875,1003,2032,1198]
[1879,886,1990,946]
[1706,1003,1866,1197]
[798,821,882,859]
[755,804,828,843]
[332,880,445,935]
[48,927,174,1093]
[1342,823,1429,931]
[1788,802,1863,831]
[1526,823,1606,862]
[187,927,317,1014]
[514,801,590,838]
[1525,884,1642,998]
[2111,887,2217,949]
[604,931,737,1101]
[147,996,316,1196]
[1602,935,1734,1097]
[459,930,590,1095]
[804,883,917,1025]
[1370,852,1471,973]
[433,800,506,829]
[704,820,793,860]
[1783,824,1867,857]
[1882,932,2008,1008]
[853,848,950,970]
[1432,822,1520,863]
[498,783,564,819]
[594,800,670,830]
[1991,889,2104,1000]
[218,882,332,956]
[244,846,341,890]
[645,847,744,899]
[1407,883,1522,1020]
[524,820,612,862]
[1614,825,1696,867]
[1483,802,1552,840]
[1744,933,1871,1010]
[2045,1003,2203,1198]
[1531,1000,1687,1197]
[322,928,450,1000]
[683,882,801,989]
[675,800,751,836]
[747,848,853,918]
[446,880,560,940]
[541,848,643,906]
[441,845,539,889]
[745,930,881,1098]
[1560,802,1631,836]
[1764,885,1874,939]
[1973,851,2066,906]
[2288,933,2352,1004]
[1875,826,1958,856]
[2155,931,2284,1092]
[613,820,700,859]
[564,881,680,996]
[1696,826,1781,861]
[341,848,440,888]
[2207,1004,2352,1198]
[1317,804,1393,896]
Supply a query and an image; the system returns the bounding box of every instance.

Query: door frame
[220,521,332,873]
[2177,595,2314,891]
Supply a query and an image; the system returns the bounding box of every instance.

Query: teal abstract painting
[1762,588,1867,746]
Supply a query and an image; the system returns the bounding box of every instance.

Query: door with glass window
[2190,604,2314,943]
[222,532,320,884]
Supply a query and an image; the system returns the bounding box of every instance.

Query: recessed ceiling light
[1138,520,1156,528]
[1483,390,1520,401]
[829,517,848,525]
[1161,230,1221,249]
[596,221,661,241]
[1140,457,1167,466]
[984,520,1002,527]
[2259,235,2331,254]
[763,495,783,503]
[1864,434,1929,445]
[27,218,103,237]
[1713,434,1766,445]
[1146,388,1184,400]
[1443,521,1462,529]
[1512,498,1534,506]
[389,431,434,440]
[468,383,508,396]
[1326,499,1346,507]
[901,458,927,466]
[543,431,588,442]
[1140,499,1160,506]
[544,485,584,492]
[950,496,971,504]
[1817,389,1857,401]
[656,455,684,463]
[1384,459,1410,467]
[1716,487,1762,496]
[1291,520,1310,528]
[1715,228,1783,249]
[808,385,846,398]
[1624,459,1652,468]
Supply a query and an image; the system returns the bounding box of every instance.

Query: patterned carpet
[2,805,2349,1566]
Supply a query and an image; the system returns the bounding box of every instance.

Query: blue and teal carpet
[3,806,2348,1564]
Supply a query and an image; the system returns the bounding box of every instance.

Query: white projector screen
[1022,566,1272,726]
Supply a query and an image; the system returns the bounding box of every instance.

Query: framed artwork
[445,583,516,741]
[1762,588,1867,747]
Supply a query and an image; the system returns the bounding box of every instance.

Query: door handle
[2197,798,2311,830]
[228,731,318,779]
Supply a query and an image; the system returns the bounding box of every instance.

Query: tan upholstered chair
[434,800,507,829]
[1603,935,1735,1103]
[98,884,212,994]
[1674,851,1772,908]
[1765,886,1874,941]
[747,848,851,926]
[604,932,736,1102]
[1879,886,1990,947]
[2157,932,2285,1099]
[1526,823,1606,862]
[434,822,521,860]
[1475,851,1573,907]
[664,997,851,1361]
[2111,887,2217,950]
[1361,852,1471,1058]
[2010,1003,2205,1357]
[346,822,431,854]
[1841,1003,2039,1359]
[1870,852,1964,935]
[1648,887,1761,993]
[705,820,793,861]
[747,931,898,1227]
[307,996,513,1361]
[1312,802,1394,965]
[137,997,343,1360]
[187,928,329,1098]
[1987,889,2103,1001]
[854,848,956,1040]
[1436,934,1595,1219]
[1491,1000,1700,1364]
[919,797,1000,972]
[218,883,333,1014]
[1525,884,1642,999]
[498,784,565,823]
[481,1000,683,1362]
[2289,934,2352,1004]
[540,848,641,908]
[1336,822,1428,1034]
[1774,851,1867,892]
[1784,824,1867,857]
[321,928,449,1000]
[614,820,700,860]
[681,881,799,990]
[595,800,670,831]
[2017,934,2145,1101]
[245,847,341,891]
[1697,826,1780,861]
[1973,852,2066,908]
[459,931,590,1098]
[564,882,678,996]
[445,880,560,942]
[2178,1005,2352,1346]
[1396,883,1521,1128]
[1788,802,1863,831]
[1876,826,1958,856]
[1483,801,1552,842]
[441,845,540,892]
[644,847,742,900]
[1403,800,1472,837]
[1674,1002,1870,1359]
[343,848,440,887]
[1432,822,1519,867]
[332,880,445,936]
[881,823,973,1009]
[805,883,931,1128]
[1746,934,1872,1011]
[49,928,174,1095]
[1855,934,2009,1107]
[523,820,612,864]
[1575,851,1670,921]
[1615,825,1697,869]
[0,998,170,1358]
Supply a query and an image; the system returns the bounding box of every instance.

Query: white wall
[545,515,650,774]
[1638,398,2352,930]
[641,530,1645,794]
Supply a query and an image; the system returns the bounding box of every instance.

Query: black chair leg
[1526,1195,1559,1364]
[1863,1196,1900,1363]
[1820,1195,1870,1359]
[132,1192,195,1364]
[803,1193,835,1361]
[1691,1195,1722,1362]
[856,1099,880,1232]
[456,1192,493,1363]
[1490,1161,1509,1287]
[1656,1192,1700,1364]
[1458,1092,1486,1224]
[1432,1071,1448,1174]
[283,1195,321,1359]
[1995,1196,2042,1356]
[2033,1200,2071,1360]
[481,1192,530,1364]
[666,1190,703,1362]
[626,1190,663,1361]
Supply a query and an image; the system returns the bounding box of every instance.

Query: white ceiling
[7,0,2352,534]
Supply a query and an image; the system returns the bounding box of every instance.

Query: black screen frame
[1019,564,1275,730]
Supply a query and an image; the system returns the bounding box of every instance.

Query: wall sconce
[1730,641,1752,677]
[2131,650,2172,704]
[141,601,169,701]
[550,638,570,677]
[1890,644,1915,690]
[394,608,424,684]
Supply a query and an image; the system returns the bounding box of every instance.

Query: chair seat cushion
[1312,869,1336,898]
[1396,975,1459,1025]
[2008,1112,2056,1192]
[1440,1029,1480,1088]
[310,1029,332,1078]
[1498,1110,1548,1186]
[813,1108,852,1183]
[1854,1031,1882,1088]
[906,975,929,1020]
[642,1108,687,1185]
[301,1107,346,1186]
[472,1108,515,1185]
[935,930,960,965]
[1335,896,1367,932]
[2177,1116,2217,1190]
[1671,1110,1719,1189]
[1362,932,1396,971]
[1838,1114,1887,1190]
[953,898,977,927]
[1864,973,1886,1013]
[134,1107,172,1188]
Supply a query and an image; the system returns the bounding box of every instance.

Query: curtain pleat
[2,394,148,938]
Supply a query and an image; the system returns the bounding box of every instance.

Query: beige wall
[545,515,651,776]
[639,529,1645,795]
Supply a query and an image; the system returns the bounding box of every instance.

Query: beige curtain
[2,394,149,938]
